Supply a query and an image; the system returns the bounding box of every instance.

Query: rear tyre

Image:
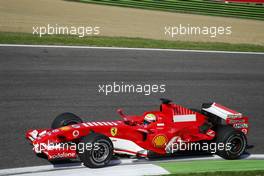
[78,133,113,168]
[216,125,247,159]
[51,112,83,129]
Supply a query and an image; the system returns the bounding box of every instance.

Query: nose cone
[25,129,39,142]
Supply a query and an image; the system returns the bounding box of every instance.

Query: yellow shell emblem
[110,127,118,136]
[152,135,167,148]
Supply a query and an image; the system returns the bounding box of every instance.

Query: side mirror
[117,108,125,118]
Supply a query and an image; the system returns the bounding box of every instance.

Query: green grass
[164,170,264,176]
[1,32,264,52]
[158,160,264,174]
[68,0,264,21]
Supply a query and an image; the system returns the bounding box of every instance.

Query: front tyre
[51,112,83,129]
[216,125,247,159]
[78,133,113,168]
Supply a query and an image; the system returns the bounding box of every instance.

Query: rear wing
[202,102,248,134]
[202,102,242,120]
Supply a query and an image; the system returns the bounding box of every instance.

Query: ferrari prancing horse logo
[110,127,118,136]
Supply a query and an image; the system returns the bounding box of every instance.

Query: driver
[143,113,156,125]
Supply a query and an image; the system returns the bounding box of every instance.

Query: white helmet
[144,113,156,123]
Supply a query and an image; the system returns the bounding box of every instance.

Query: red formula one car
[26,99,249,168]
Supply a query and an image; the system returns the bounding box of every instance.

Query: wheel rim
[228,135,244,154]
[92,142,109,163]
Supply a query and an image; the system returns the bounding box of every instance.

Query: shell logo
[152,134,167,148]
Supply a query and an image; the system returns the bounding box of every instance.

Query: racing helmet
[144,113,156,124]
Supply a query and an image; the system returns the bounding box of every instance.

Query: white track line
[0,164,169,176]
[0,154,263,176]
[0,44,263,55]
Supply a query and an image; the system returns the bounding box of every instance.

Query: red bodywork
[26,102,249,160]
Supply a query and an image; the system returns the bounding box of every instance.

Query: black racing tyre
[216,125,247,160]
[78,133,113,168]
[51,112,83,129]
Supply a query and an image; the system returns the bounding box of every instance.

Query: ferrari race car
[26,99,249,168]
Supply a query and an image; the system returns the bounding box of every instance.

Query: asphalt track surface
[0,45,263,169]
